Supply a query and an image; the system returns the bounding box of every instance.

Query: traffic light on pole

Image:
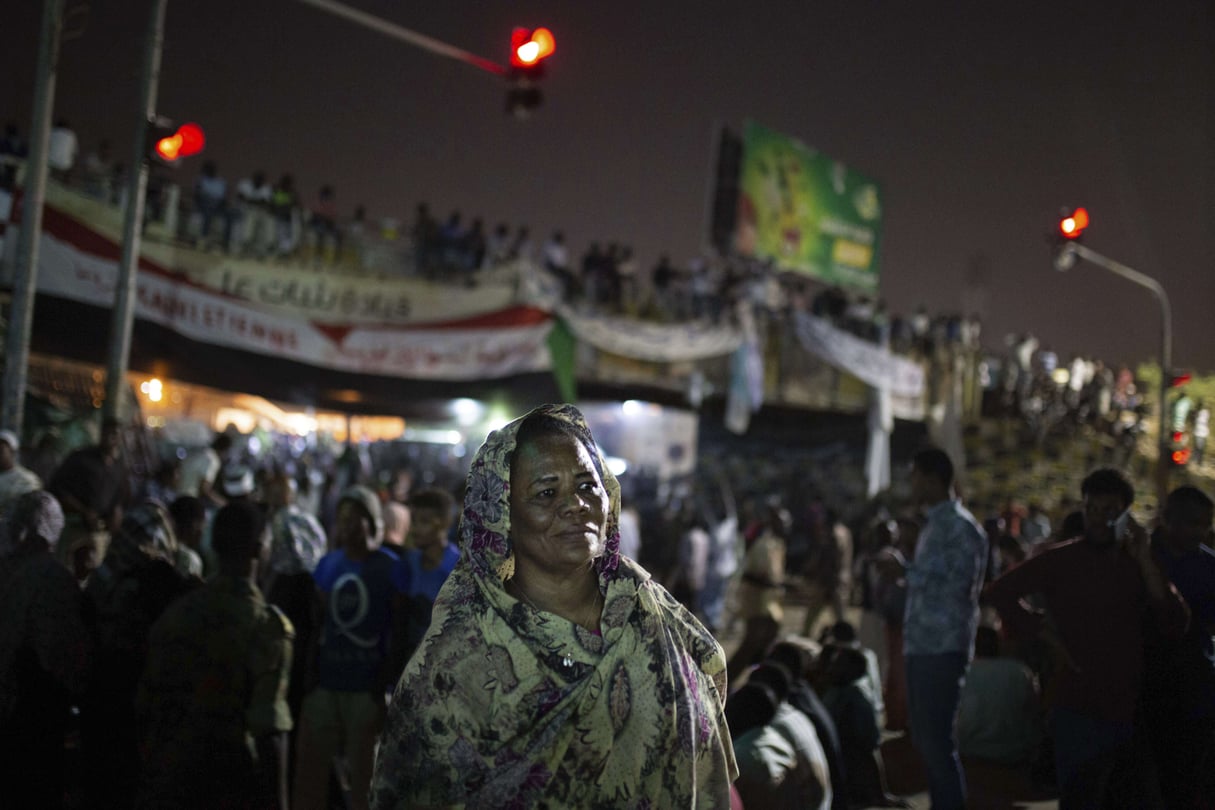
[506,27,555,117]
[1057,206,1089,241]
[1052,205,1088,271]
[146,118,205,167]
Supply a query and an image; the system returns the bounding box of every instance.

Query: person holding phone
[984,468,1189,810]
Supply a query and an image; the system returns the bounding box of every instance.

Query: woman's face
[509,432,609,577]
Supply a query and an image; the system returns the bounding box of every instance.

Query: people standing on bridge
[193,160,232,251]
[271,174,300,258]
[879,447,987,810]
[984,469,1189,810]
[235,170,275,256]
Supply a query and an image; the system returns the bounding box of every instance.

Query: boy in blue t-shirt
[392,488,458,664]
[294,485,403,810]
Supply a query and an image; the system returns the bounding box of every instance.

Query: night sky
[4,1,1212,372]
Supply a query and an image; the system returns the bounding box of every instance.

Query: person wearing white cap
[0,429,42,519]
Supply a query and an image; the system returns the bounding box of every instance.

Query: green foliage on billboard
[735,121,883,293]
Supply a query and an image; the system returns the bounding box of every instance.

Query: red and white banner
[33,222,553,380]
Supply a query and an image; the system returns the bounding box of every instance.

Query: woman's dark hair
[1080,468,1134,508]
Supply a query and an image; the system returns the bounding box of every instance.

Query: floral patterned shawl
[371,404,736,809]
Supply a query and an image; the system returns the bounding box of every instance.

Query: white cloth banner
[555,303,742,363]
[793,312,925,398]
[36,232,552,380]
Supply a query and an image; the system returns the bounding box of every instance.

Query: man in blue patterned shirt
[882,447,987,809]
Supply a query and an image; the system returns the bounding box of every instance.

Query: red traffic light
[1172,448,1191,466]
[1058,207,1089,240]
[511,27,555,68]
[153,122,205,164]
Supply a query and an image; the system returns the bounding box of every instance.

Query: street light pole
[1056,241,1173,506]
[1,0,66,436]
[103,0,167,423]
[295,0,507,75]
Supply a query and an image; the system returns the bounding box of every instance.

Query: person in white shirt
[47,119,78,181]
[0,429,41,519]
[234,171,274,256]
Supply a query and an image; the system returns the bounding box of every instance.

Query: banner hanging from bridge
[33,226,553,380]
[793,312,924,398]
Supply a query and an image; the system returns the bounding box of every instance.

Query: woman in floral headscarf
[372,404,737,809]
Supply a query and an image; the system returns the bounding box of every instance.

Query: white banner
[555,303,742,363]
[793,312,925,398]
[36,231,552,380]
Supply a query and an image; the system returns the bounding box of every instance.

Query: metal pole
[1068,242,1173,506]
[104,0,167,423]
[295,0,507,75]
[1,0,66,436]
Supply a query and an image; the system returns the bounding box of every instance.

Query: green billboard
[735,121,882,293]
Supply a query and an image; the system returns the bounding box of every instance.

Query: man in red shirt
[984,468,1188,810]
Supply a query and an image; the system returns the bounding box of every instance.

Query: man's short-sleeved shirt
[903,499,988,657]
[313,547,402,692]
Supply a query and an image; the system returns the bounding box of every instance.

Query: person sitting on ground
[956,625,1041,765]
[816,643,909,808]
[136,501,294,809]
[766,639,850,810]
[371,405,737,808]
[820,620,885,728]
[0,491,90,808]
[744,660,835,810]
[727,676,832,810]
